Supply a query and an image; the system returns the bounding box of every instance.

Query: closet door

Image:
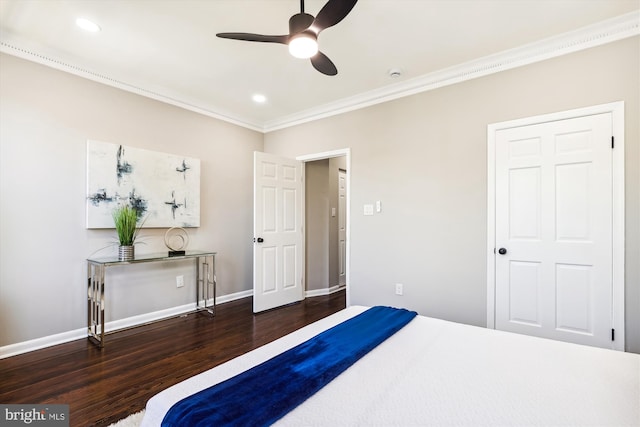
[494,113,614,349]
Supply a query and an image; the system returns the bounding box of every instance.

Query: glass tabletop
[87,250,216,265]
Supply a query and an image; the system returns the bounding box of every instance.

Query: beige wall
[0,54,263,348]
[264,37,640,352]
[1,36,638,354]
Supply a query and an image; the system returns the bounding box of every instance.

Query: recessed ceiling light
[252,94,267,104]
[76,18,101,33]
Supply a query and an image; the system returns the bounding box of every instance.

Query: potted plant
[112,205,142,261]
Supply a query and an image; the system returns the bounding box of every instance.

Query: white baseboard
[0,290,253,359]
[305,285,345,298]
[0,328,88,360]
[216,289,253,304]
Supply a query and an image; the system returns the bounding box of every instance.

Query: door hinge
[611,328,615,341]
[611,136,615,149]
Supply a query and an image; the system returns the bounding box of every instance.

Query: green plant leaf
[112,205,140,246]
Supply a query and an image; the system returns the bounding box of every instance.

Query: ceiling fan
[216,0,358,76]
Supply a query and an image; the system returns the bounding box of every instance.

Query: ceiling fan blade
[310,52,338,76]
[216,33,289,44]
[310,0,358,34]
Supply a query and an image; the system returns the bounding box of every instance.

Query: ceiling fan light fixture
[288,32,318,59]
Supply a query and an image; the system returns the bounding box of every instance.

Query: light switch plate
[364,204,374,216]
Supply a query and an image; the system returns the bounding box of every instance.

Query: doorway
[298,149,350,307]
[304,157,348,298]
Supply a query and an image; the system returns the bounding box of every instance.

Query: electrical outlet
[395,283,403,296]
[176,275,184,288]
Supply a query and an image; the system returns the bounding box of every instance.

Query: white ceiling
[1,0,638,132]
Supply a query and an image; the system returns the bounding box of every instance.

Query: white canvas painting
[86,140,200,228]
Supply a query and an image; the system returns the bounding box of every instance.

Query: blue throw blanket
[162,306,417,427]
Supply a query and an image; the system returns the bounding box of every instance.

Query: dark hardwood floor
[0,291,346,426]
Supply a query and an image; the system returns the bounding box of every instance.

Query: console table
[87,250,216,348]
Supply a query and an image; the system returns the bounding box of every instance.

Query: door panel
[555,163,590,240]
[495,113,613,348]
[283,244,297,289]
[509,167,541,240]
[508,260,541,326]
[555,264,592,334]
[338,170,347,287]
[254,152,303,313]
[261,247,277,293]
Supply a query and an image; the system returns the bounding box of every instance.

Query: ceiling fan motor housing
[289,13,315,34]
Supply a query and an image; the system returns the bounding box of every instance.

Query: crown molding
[263,10,639,133]
[1,11,637,134]
[0,40,265,133]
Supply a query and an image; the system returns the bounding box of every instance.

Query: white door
[494,113,614,348]
[253,152,304,313]
[338,170,347,287]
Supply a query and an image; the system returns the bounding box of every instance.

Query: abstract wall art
[86,140,200,228]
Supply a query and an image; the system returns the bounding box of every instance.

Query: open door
[253,152,304,313]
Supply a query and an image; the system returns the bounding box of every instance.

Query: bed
[141,306,640,426]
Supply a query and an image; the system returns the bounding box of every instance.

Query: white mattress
[142,306,640,426]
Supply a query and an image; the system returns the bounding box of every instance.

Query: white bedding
[142,306,640,426]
